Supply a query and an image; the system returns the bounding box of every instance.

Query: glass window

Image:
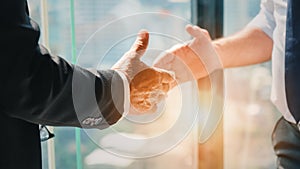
[27,1,281,168]
[223,0,280,168]
[28,0,199,169]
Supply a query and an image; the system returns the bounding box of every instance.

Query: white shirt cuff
[114,70,130,118]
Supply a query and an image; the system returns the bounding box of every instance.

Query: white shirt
[247,0,297,123]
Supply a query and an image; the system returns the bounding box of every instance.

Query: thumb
[185,25,210,45]
[130,29,149,59]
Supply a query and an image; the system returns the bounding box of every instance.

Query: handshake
[113,25,221,115]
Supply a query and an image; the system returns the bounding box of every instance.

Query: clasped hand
[113,25,222,116]
[112,30,175,115]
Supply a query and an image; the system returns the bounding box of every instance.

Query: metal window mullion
[69,1,83,169]
[40,0,56,169]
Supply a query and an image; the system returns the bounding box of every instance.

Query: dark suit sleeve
[0,0,125,129]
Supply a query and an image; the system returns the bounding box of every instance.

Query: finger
[185,24,206,40]
[153,43,187,69]
[147,104,158,114]
[200,28,212,40]
[160,70,175,84]
[153,52,174,70]
[154,67,177,90]
[153,67,175,80]
[130,29,149,59]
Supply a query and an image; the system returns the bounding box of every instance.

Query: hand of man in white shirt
[153,25,222,83]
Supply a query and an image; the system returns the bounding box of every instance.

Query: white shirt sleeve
[114,70,130,117]
[247,0,276,39]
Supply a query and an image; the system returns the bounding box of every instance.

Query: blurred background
[28,0,280,168]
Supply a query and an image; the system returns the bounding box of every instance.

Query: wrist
[212,40,226,69]
[113,70,130,117]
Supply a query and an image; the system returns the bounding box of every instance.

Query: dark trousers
[272,117,300,169]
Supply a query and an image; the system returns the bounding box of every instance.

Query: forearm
[1,43,125,128]
[213,27,273,69]
[0,0,125,128]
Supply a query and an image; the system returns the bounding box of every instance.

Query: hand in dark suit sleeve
[0,0,125,129]
[112,30,175,114]
[0,0,176,128]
